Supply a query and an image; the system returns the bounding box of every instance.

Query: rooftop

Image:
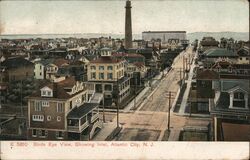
[1,57,33,69]
[90,57,123,64]
[204,48,238,57]
[67,103,99,119]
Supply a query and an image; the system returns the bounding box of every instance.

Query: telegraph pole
[166,91,176,131]
[168,91,171,131]
[102,83,105,123]
[183,55,185,81]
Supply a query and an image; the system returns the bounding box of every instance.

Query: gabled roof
[221,80,249,92]
[196,69,219,80]
[28,77,83,100]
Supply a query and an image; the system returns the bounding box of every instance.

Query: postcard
[0,0,249,159]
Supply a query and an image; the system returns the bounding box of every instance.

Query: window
[32,129,37,137]
[107,73,113,79]
[99,66,104,70]
[40,66,42,70]
[40,130,48,138]
[47,116,51,121]
[91,72,96,79]
[47,91,52,96]
[90,66,96,70]
[34,101,42,111]
[40,72,42,76]
[246,58,249,60]
[70,101,72,109]
[107,66,113,70]
[99,73,104,79]
[32,115,44,122]
[42,91,46,96]
[57,103,63,112]
[80,116,87,125]
[57,116,61,122]
[105,84,112,91]
[42,101,49,107]
[234,92,244,100]
[56,131,64,139]
[41,89,53,97]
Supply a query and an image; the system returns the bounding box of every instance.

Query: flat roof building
[142,31,187,43]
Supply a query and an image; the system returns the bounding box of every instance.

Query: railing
[88,92,95,103]
[67,126,80,132]
[89,120,102,139]
[80,121,89,132]
[67,121,89,133]
[91,113,99,123]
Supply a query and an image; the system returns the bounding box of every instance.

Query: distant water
[0,33,141,40]
[0,32,248,42]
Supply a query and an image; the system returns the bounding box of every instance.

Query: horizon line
[1,31,249,36]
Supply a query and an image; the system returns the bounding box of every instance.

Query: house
[188,69,219,114]
[210,79,250,141]
[137,48,161,77]
[0,57,34,81]
[236,46,249,64]
[202,48,239,68]
[27,77,102,140]
[56,61,87,81]
[86,48,130,107]
[34,58,69,81]
[198,37,219,53]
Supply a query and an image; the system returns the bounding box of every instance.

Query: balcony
[67,120,89,133]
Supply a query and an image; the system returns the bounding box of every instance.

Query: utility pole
[134,75,137,109]
[185,58,188,72]
[166,91,176,131]
[102,83,105,123]
[116,79,119,128]
[179,68,182,86]
[183,55,185,81]
[20,79,23,116]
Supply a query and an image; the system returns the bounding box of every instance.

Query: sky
[0,0,249,35]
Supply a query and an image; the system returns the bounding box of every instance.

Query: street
[103,46,209,141]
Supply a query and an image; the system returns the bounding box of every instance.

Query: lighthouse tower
[125,0,132,49]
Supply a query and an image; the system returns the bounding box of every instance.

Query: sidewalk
[92,121,118,141]
[178,52,197,114]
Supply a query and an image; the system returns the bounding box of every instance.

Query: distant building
[34,58,69,81]
[142,31,186,43]
[198,37,219,53]
[0,57,34,81]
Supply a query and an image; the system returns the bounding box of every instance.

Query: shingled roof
[1,57,33,69]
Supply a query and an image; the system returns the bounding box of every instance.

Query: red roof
[53,58,69,67]
[90,57,123,64]
[196,69,219,80]
[133,62,145,68]
[112,53,144,58]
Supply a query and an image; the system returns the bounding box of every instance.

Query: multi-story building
[27,77,102,140]
[34,58,69,81]
[210,79,250,141]
[87,48,130,107]
[142,31,186,43]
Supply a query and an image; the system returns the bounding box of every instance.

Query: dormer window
[41,87,53,97]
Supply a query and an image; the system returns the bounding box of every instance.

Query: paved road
[112,47,201,141]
